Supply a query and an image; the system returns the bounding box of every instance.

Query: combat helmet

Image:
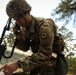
[6,0,31,18]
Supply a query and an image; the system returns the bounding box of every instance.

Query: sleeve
[19,21,55,72]
[16,39,30,51]
[14,25,30,51]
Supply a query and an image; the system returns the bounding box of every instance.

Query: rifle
[0,18,18,61]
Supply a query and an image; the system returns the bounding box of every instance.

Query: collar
[29,16,36,33]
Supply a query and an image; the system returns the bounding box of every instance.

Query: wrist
[17,60,22,68]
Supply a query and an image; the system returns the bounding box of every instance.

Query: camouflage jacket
[15,16,57,73]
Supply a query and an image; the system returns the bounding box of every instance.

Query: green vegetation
[51,0,76,26]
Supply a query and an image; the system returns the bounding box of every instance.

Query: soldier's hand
[13,25,20,36]
[13,25,23,40]
[0,61,19,75]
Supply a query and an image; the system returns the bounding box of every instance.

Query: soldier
[0,0,58,75]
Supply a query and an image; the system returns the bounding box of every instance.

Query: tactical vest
[53,33,65,54]
[46,18,65,54]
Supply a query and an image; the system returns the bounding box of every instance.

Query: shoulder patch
[41,32,47,39]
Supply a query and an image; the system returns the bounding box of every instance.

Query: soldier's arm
[13,24,29,51]
[18,22,54,72]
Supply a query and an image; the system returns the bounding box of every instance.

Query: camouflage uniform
[15,16,57,75]
[6,0,57,75]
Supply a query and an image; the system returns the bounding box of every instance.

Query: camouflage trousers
[11,57,56,75]
[39,57,56,75]
[10,72,26,75]
[11,72,56,75]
